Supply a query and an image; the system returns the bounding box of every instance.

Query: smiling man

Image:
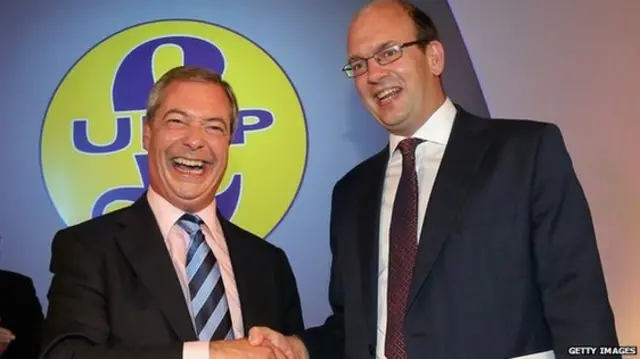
[249,0,619,358]
[41,66,304,359]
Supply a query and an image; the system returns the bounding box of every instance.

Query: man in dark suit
[248,0,619,358]
[41,66,304,359]
[0,269,44,359]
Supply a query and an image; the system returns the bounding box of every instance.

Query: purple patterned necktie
[385,138,423,359]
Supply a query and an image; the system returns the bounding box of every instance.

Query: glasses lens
[376,46,402,65]
[343,66,354,78]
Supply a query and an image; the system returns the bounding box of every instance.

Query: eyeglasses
[341,39,431,78]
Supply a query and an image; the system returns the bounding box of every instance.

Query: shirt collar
[146,185,218,238]
[389,97,457,154]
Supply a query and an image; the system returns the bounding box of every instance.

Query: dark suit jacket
[0,270,44,359]
[300,106,619,359]
[40,195,304,359]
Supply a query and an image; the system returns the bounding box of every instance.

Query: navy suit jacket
[40,196,304,359]
[300,106,619,359]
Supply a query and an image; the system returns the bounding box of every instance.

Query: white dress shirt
[376,98,456,359]
[147,187,244,359]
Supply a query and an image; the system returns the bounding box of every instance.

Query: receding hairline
[352,0,412,23]
[144,66,239,135]
[349,0,418,40]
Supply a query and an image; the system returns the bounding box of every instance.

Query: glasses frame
[341,39,432,78]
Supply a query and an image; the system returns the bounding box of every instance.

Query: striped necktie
[177,213,234,341]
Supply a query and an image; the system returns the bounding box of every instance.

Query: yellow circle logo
[40,20,308,237]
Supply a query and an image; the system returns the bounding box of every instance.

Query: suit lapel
[408,108,490,308]
[355,149,388,343]
[115,196,196,341]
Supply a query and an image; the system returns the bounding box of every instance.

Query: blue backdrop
[0,0,487,327]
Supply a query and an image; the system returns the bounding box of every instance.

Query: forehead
[347,3,415,57]
[161,80,230,116]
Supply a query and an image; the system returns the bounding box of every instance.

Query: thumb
[247,327,265,345]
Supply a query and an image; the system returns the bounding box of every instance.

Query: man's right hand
[247,327,309,359]
[209,338,288,359]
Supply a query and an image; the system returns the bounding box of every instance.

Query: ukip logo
[40,20,308,238]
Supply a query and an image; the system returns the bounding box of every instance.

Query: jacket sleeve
[297,181,346,359]
[40,229,182,359]
[530,124,619,358]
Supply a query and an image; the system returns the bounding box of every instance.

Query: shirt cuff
[183,341,211,359]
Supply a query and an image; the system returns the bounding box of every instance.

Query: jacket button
[368,344,375,356]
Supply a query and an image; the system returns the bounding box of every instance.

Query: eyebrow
[163,109,190,118]
[164,109,229,130]
[348,41,397,62]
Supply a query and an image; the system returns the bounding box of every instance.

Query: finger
[0,333,16,342]
[247,329,260,345]
[0,329,15,340]
[249,327,296,359]
[267,337,294,359]
[0,336,15,344]
[248,326,267,346]
[270,345,288,359]
[271,335,295,359]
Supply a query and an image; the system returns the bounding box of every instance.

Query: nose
[366,59,389,83]
[183,124,205,151]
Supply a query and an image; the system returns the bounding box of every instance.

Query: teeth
[376,87,400,100]
[173,158,204,168]
[176,166,204,175]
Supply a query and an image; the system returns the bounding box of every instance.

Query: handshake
[208,327,309,359]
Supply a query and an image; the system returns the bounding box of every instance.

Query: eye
[166,119,184,129]
[205,125,225,134]
[351,60,365,71]
[380,47,399,59]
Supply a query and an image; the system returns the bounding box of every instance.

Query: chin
[164,177,203,195]
[174,193,213,212]
[174,185,210,199]
[379,115,405,128]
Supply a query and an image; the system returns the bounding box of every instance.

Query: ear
[142,118,151,151]
[426,40,445,76]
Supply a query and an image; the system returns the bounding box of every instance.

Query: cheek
[390,65,409,81]
[156,132,183,152]
[354,80,372,102]
[407,57,429,82]
[209,139,230,161]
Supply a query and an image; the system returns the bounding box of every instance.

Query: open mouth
[172,157,208,175]
[375,87,402,105]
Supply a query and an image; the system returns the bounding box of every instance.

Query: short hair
[382,0,441,48]
[145,65,239,135]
